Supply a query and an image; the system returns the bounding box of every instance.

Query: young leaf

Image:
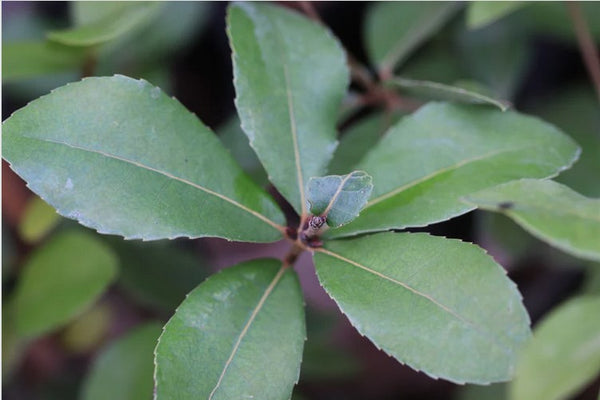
[464,179,600,262]
[327,102,579,239]
[307,171,373,228]
[390,77,510,111]
[314,232,531,384]
[3,41,86,82]
[14,231,118,338]
[47,2,159,47]
[18,195,61,244]
[365,2,461,74]
[81,322,161,400]
[155,260,305,400]
[466,2,528,30]
[228,2,349,215]
[2,76,285,242]
[510,296,600,400]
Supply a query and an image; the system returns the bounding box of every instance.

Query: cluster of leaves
[3,2,600,400]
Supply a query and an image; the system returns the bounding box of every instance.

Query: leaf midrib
[21,135,284,232]
[316,247,512,353]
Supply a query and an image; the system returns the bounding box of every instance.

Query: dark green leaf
[155,260,305,400]
[228,2,349,215]
[307,171,373,228]
[81,322,161,400]
[2,41,85,82]
[14,231,118,338]
[314,232,531,384]
[365,2,461,73]
[510,296,600,400]
[3,76,285,242]
[328,103,579,239]
[390,77,510,111]
[466,2,528,30]
[18,196,61,243]
[47,2,159,47]
[464,179,600,262]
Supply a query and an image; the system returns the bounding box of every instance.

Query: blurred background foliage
[2,2,599,399]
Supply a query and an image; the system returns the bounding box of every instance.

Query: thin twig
[567,1,600,104]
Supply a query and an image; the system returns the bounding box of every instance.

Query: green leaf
[328,102,579,239]
[72,1,132,26]
[314,232,531,384]
[390,77,510,111]
[47,2,159,47]
[466,2,528,30]
[155,260,305,400]
[510,296,600,400]
[365,2,461,73]
[464,179,600,262]
[81,322,161,400]
[2,75,285,242]
[14,231,118,338]
[18,196,61,243]
[307,171,373,228]
[228,2,349,215]
[2,41,86,82]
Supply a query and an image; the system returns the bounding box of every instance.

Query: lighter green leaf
[464,179,600,262]
[155,260,305,400]
[72,1,131,26]
[228,2,349,215]
[307,171,373,228]
[18,196,60,243]
[365,2,461,73]
[82,322,161,400]
[2,41,85,82]
[14,231,118,338]
[391,77,510,111]
[314,232,531,384]
[47,2,159,47]
[2,75,285,242]
[510,296,600,400]
[467,2,528,30]
[328,102,579,239]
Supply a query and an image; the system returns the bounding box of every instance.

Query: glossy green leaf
[391,77,510,111]
[18,196,61,243]
[510,296,600,400]
[464,179,600,262]
[2,75,285,242]
[314,232,531,384]
[2,41,85,82]
[81,322,161,400]
[328,102,579,239]
[307,171,373,228]
[14,231,118,338]
[365,2,461,73]
[467,2,528,30]
[47,2,159,47]
[155,260,305,400]
[228,2,349,215]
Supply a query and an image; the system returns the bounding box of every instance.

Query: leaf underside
[2,75,285,242]
[314,232,531,384]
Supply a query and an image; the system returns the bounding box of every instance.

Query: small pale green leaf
[391,77,510,111]
[18,195,61,243]
[365,2,461,73]
[467,2,528,30]
[14,231,118,338]
[47,2,159,47]
[2,41,85,82]
[228,2,349,215]
[155,260,305,400]
[72,1,131,26]
[328,102,579,239]
[2,75,285,242]
[307,171,373,228]
[81,322,161,400]
[314,232,531,384]
[510,296,600,400]
[464,179,600,262]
